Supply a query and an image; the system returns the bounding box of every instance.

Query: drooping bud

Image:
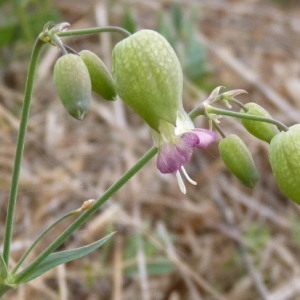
[218,134,259,188]
[79,50,116,101]
[269,124,300,203]
[53,54,91,120]
[240,102,279,143]
[112,29,183,131]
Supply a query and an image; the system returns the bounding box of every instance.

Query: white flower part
[174,111,194,136]
[151,128,161,147]
[176,170,186,194]
[180,166,197,186]
[175,166,198,195]
[152,119,179,148]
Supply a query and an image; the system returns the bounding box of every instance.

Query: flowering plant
[0,22,298,296]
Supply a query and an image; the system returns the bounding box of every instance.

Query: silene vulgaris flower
[152,111,216,194]
[112,29,216,193]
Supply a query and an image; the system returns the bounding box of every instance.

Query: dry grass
[1,0,300,299]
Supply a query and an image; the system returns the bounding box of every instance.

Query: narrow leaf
[0,255,8,281]
[170,2,182,33]
[23,232,115,283]
[122,8,137,34]
[125,258,173,276]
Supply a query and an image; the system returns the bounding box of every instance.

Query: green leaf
[170,2,182,33]
[121,8,137,34]
[0,255,8,281]
[22,232,116,283]
[124,258,173,276]
[0,22,18,46]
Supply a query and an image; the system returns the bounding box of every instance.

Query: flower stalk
[205,104,289,132]
[3,38,44,265]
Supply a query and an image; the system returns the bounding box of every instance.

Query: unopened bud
[79,50,116,101]
[241,102,279,143]
[219,134,259,188]
[53,54,91,120]
[269,124,300,203]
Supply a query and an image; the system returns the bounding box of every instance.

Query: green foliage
[244,223,271,252]
[290,215,300,247]
[18,232,115,283]
[121,7,137,34]
[123,231,173,276]
[0,0,59,47]
[124,258,173,276]
[0,255,8,282]
[156,2,211,90]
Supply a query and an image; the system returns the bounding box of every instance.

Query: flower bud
[112,29,183,131]
[79,50,116,101]
[53,54,91,120]
[219,134,259,188]
[240,102,279,143]
[269,124,300,203]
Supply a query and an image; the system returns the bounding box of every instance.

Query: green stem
[13,146,158,284]
[189,106,205,120]
[58,26,131,38]
[226,98,248,111]
[2,38,44,265]
[0,285,13,297]
[52,34,68,55]
[205,105,289,132]
[212,120,226,138]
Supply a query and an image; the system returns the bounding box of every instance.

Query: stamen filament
[180,166,197,185]
[176,171,186,194]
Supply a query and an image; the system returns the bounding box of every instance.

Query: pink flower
[152,111,216,193]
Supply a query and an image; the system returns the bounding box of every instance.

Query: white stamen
[180,166,197,185]
[176,171,186,194]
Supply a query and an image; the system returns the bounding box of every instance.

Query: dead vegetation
[1,0,300,299]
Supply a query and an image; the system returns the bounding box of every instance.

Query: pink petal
[188,129,216,148]
[156,128,216,174]
[157,139,194,173]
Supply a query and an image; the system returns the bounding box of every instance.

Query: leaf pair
[0,233,114,294]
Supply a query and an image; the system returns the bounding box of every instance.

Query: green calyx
[112,29,183,131]
[269,124,300,204]
[240,102,279,143]
[79,50,116,101]
[53,54,91,120]
[219,134,259,188]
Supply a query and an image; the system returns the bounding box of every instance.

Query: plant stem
[13,146,158,284]
[205,105,289,132]
[189,106,205,120]
[226,98,248,111]
[0,285,13,297]
[58,26,131,38]
[52,35,68,55]
[2,38,44,265]
[212,120,226,138]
